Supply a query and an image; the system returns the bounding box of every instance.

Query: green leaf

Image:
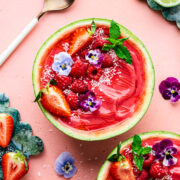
[147,0,163,11]
[91,20,97,34]
[49,79,57,86]
[106,38,118,44]
[12,129,44,156]
[102,44,115,51]
[132,134,142,153]
[133,154,144,171]
[110,20,121,39]
[114,45,132,64]
[0,93,9,108]
[108,154,118,162]
[117,143,121,157]
[117,37,129,45]
[34,91,43,102]
[14,122,32,135]
[141,147,152,155]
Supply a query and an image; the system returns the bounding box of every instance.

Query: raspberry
[102,54,113,68]
[137,169,149,180]
[87,65,102,80]
[66,92,79,110]
[70,60,88,78]
[70,80,88,93]
[92,36,110,49]
[54,73,73,90]
[143,154,154,168]
[150,162,168,179]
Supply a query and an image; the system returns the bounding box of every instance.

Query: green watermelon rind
[97,131,180,179]
[32,18,155,141]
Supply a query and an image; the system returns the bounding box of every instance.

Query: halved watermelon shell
[97,131,180,179]
[32,18,155,141]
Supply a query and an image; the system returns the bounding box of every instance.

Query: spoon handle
[0,17,39,66]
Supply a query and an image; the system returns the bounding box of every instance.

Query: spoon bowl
[0,0,75,66]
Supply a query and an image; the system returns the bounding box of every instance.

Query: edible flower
[159,77,180,102]
[152,139,178,166]
[79,91,101,112]
[52,52,73,76]
[85,49,104,67]
[55,152,77,178]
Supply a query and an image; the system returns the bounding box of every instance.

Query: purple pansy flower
[159,77,180,102]
[85,49,104,68]
[52,52,73,76]
[55,152,77,178]
[79,91,101,112]
[152,139,178,167]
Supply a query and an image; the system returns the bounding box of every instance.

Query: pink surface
[0,0,180,179]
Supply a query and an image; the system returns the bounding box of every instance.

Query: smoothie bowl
[32,18,155,141]
[97,131,180,180]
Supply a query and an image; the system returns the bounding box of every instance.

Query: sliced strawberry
[110,158,136,180]
[68,28,92,55]
[0,113,14,148]
[2,152,29,180]
[41,86,71,117]
[70,60,88,78]
[54,73,73,90]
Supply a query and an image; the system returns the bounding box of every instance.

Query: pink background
[0,0,180,179]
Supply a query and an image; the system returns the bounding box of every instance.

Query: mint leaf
[132,134,142,153]
[91,20,96,34]
[110,20,120,39]
[106,38,118,44]
[117,37,129,45]
[102,44,115,51]
[117,45,132,64]
[133,154,144,171]
[141,147,152,155]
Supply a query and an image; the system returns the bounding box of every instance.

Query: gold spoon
[0,0,75,66]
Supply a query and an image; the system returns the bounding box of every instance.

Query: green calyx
[34,79,57,102]
[132,134,152,171]
[88,20,97,35]
[14,147,28,171]
[102,20,132,64]
[107,143,125,162]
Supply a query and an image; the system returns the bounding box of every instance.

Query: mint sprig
[88,20,97,35]
[107,143,125,162]
[102,20,132,64]
[34,79,57,102]
[132,135,152,171]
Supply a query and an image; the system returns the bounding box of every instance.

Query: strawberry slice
[68,28,92,55]
[110,158,136,180]
[0,113,14,148]
[2,152,29,180]
[41,86,71,117]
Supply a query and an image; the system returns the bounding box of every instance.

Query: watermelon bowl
[32,18,155,141]
[97,131,180,180]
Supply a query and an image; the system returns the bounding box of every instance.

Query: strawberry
[87,65,102,80]
[137,169,149,180]
[66,92,79,110]
[143,154,154,168]
[40,86,71,117]
[2,151,29,180]
[0,113,14,148]
[68,28,92,55]
[92,36,109,49]
[70,60,88,78]
[70,80,88,93]
[110,159,136,180]
[102,54,113,68]
[150,161,168,179]
[54,73,73,90]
